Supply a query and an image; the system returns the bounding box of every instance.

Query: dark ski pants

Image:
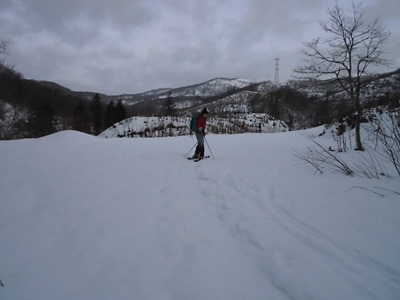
[195,132,205,147]
[194,132,205,158]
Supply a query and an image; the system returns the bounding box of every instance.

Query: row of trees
[83,94,127,135]
[68,95,127,135]
[0,56,127,137]
[1,40,130,137]
[24,94,128,137]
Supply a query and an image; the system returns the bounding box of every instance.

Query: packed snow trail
[0,130,399,300]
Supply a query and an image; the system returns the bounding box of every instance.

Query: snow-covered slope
[168,77,260,97]
[205,90,257,114]
[291,70,400,103]
[121,78,262,104]
[0,128,399,300]
[99,114,288,138]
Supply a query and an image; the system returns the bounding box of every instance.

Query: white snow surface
[0,128,399,300]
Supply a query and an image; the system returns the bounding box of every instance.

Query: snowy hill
[99,114,288,138]
[1,127,399,300]
[205,90,257,114]
[291,69,400,104]
[33,78,262,105]
[166,77,261,98]
[118,77,263,104]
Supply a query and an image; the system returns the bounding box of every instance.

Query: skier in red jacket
[192,108,208,159]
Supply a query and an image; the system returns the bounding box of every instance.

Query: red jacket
[197,114,207,131]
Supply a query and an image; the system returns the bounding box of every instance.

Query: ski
[194,156,210,162]
[187,155,210,161]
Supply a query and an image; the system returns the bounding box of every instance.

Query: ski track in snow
[0,131,399,300]
[183,152,399,299]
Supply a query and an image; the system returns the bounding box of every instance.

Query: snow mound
[39,130,100,142]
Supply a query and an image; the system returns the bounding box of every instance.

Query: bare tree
[295,2,390,150]
[0,40,9,64]
[0,40,8,53]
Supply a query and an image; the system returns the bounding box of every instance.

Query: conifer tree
[91,93,104,135]
[105,100,116,128]
[115,99,127,123]
[73,100,90,133]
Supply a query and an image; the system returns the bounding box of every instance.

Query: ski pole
[185,143,198,157]
[204,136,215,159]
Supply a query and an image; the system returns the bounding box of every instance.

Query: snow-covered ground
[0,127,399,300]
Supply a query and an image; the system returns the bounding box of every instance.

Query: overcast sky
[1,0,399,95]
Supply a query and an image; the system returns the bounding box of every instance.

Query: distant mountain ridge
[35,69,400,106]
[107,77,265,105]
[37,77,264,104]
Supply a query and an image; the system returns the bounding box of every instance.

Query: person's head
[201,108,208,118]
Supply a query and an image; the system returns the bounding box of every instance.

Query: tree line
[72,95,127,135]
[0,63,126,138]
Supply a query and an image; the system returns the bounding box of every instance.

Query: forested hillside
[1,61,399,139]
[0,65,127,139]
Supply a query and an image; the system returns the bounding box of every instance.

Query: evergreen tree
[105,100,116,128]
[28,101,56,137]
[73,100,90,133]
[115,99,127,123]
[91,93,104,135]
[165,91,176,116]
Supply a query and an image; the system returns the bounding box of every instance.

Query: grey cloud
[3,0,156,44]
[1,0,399,94]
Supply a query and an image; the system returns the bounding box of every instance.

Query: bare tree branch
[344,186,384,197]
[0,40,8,54]
[0,40,10,67]
[294,1,391,151]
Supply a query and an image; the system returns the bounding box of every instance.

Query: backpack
[190,112,200,133]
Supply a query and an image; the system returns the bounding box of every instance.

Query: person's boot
[192,145,200,159]
[199,146,205,159]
